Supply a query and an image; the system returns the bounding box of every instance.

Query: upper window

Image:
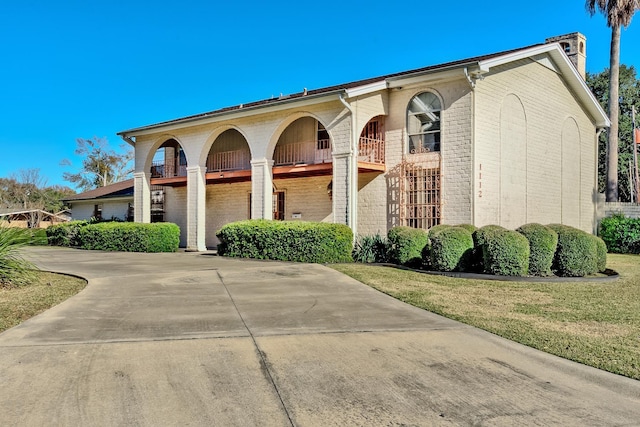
[407,92,441,153]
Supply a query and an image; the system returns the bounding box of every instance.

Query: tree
[587,65,640,201]
[586,0,639,201]
[62,137,133,191]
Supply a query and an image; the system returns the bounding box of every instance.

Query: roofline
[118,41,610,138]
[65,195,133,203]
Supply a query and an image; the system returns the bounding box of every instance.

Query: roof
[63,179,134,202]
[0,209,69,222]
[118,40,609,136]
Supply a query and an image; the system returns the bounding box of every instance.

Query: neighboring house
[64,179,134,221]
[117,33,609,251]
[0,209,69,228]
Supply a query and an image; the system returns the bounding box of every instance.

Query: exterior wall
[357,79,474,236]
[273,176,333,222]
[474,58,598,232]
[70,199,132,221]
[206,182,251,247]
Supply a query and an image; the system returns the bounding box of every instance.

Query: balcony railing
[207,149,250,172]
[273,140,332,166]
[358,137,385,164]
[151,161,187,178]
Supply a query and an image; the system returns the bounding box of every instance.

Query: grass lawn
[332,253,640,380]
[0,271,86,333]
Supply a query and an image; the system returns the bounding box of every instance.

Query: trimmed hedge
[483,229,530,276]
[516,223,558,276]
[216,220,353,263]
[78,222,180,252]
[592,234,608,273]
[598,213,640,253]
[429,227,474,272]
[471,225,506,272]
[547,224,598,277]
[46,220,89,247]
[387,226,428,267]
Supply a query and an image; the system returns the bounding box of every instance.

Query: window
[317,122,330,150]
[93,204,103,221]
[560,42,571,53]
[407,92,441,153]
[273,191,285,220]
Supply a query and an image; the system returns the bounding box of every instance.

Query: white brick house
[118,33,609,251]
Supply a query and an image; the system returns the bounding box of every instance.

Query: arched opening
[273,117,331,166]
[358,116,385,164]
[407,92,441,154]
[206,129,251,172]
[150,139,187,178]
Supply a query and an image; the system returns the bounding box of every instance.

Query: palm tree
[586,0,639,201]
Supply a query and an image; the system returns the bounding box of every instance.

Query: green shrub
[547,224,598,277]
[46,220,89,247]
[471,225,506,272]
[78,222,180,253]
[516,223,558,276]
[592,234,608,272]
[427,224,451,239]
[0,225,38,286]
[353,234,388,263]
[217,220,353,263]
[27,228,49,246]
[483,229,530,276]
[598,213,640,254]
[387,226,429,267]
[429,227,474,272]
[456,224,477,234]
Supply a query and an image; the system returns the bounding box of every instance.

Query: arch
[358,115,386,164]
[406,89,444,154]
[200,125,252,167]
[499,93,527,228]
[268,112,333,166]
[144,134,189,178]
[561,117,581,227]
[205,128,252,172]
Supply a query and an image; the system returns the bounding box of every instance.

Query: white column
[133,171,150,223]
[251,158,274,219]
[186,165,207,251]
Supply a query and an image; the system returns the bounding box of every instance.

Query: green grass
[0,271,86,333]
[332,253,640,380]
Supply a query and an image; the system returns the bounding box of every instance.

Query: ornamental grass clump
[0,225,38,287]
[482,229,530,276]
[516,223,558,276]
[353,234,389,263]
[429,227,474,272]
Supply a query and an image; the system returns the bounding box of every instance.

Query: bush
[429,227,474,272]
[547,224,598,277]
[427,224,451,239]
[483,229,530,276]
[217,220,353,263]
[456,224,478,234]
[78,222,180,253]
[471,225,506,272]
[592,234,608,273]
[0,225,38,286]
[46,221,89,247]
[353,234,388,263]
[516,223,558,276]
[387,226,429,267]
[598,213,640,254]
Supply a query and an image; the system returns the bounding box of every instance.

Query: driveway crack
[216,271,295,427]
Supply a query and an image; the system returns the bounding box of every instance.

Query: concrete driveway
[0,247,638,426]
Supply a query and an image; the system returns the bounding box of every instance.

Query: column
[251,158,274,220]
[133,171,150,223]
[186,165,207,251]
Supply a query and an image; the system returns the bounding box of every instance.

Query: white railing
[151,160,187,178]
[358,137,385,164]
[274,140,332,166]
[207,149,250,172]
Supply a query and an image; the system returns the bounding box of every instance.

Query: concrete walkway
[1,247,638,426]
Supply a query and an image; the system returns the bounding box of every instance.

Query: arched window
[407,92,441,153]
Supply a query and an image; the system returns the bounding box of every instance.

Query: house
[117,33,609,251]
[64,179,134,221]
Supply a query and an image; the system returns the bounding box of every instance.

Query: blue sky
[1,0,639,189]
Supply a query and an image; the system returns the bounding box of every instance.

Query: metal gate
[399,156,441,229]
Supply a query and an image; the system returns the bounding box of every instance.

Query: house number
[478,163,483,198]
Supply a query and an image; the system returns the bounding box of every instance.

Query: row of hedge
[356,223,607,277]
[46,221,180,253]
[598,213,640,254]
[216,220,353,263]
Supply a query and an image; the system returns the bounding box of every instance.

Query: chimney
[545,32,586,80]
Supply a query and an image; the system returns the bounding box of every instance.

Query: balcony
[358,137,385,165]
[205,149,252,183]
[151,160,187,180]
[274,140,331,166]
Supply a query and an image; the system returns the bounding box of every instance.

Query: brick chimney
[545,33,586,80]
